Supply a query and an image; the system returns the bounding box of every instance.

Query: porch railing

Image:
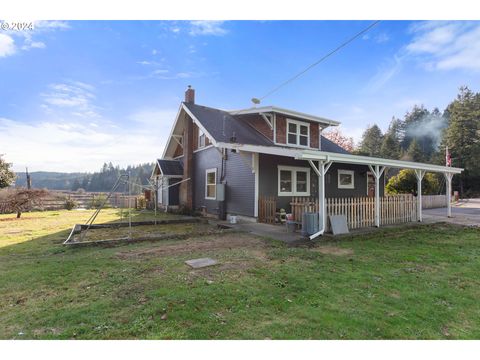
[288,194,418,231]
[258,196,276,224]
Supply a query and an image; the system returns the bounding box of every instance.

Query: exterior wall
[258,153,384,212]
[241,114,274,141]
[168,178,180,206]
[193,146,255,217]
[274,115,320,149]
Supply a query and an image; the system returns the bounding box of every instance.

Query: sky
[1,20,480,172]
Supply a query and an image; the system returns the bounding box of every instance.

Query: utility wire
[257,20,381,102]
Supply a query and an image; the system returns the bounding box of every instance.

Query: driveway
[423,198,480,227]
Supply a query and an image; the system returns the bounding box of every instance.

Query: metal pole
[445,172,452,218]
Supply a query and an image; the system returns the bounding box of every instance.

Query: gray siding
[193,147,255,216]
[259,154,384,212]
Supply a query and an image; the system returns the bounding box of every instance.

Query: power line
[256,21,381,102]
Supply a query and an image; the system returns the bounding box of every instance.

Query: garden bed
[64,218,235,246]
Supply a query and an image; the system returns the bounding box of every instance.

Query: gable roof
[183,102,272,146]
[163,101,350,158]
[156,159,183,176]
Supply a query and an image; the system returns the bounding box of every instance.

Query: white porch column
[308,160,332,239]
[368,165,385,227]
[414,170,426,222]
[444,172,453,218]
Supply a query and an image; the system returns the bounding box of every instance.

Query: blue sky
[1,20,480,172]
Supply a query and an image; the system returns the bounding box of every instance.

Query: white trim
[228,106,340,126]
[337,169,355,189]
[253,153,259,218]
[273,113,277,143]
[162,103,185,159]
[193,144,214,154]
[277,165,311,196]
[260,113,273,129]
[205,168,217,200]
[216,143,463,174]
[286,118,310,148]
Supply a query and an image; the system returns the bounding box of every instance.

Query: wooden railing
[422,194,447,209]
[288,194,418,231]
[258,196,276,224]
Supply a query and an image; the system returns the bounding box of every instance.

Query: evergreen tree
[406,138,423,162]
[442,86,480,195]
[380,118,402,159]
[357,124,383,157]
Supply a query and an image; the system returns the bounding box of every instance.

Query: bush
[386,169,441,195]
[64,198,77,210]
[90,194,110,209]
[136,196,146,209]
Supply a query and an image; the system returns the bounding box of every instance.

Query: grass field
[1,209,479,339]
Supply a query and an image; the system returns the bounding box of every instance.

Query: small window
[205,168,217,199]
[279,170,292,193]
[278,166,310,196]
[338,170,355,189]
[286,119,310,147]
[198,129,206,148]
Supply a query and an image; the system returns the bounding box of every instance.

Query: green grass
[1,210,479,339]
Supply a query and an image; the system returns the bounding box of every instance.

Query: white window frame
[338,169,355,189]
[277,165,310,196]
[198,128,206,149]
[205,168,217,200]
[286,119,310,148]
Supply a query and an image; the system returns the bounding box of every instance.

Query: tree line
[353,86,480,197]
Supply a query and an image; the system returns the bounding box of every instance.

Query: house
[153,86,462,238]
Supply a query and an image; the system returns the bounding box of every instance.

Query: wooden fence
[422,194,447,209]
[258,196,276,224]
[286,194,418,231]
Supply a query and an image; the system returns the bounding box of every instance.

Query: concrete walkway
[219,220,306,244]
[423,198,480,227]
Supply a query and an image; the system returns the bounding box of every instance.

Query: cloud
[0,33,15,57]
[366,54,405,92]
[406,21,480,71]
[0,20,69,58]
[41,81,100,118]
[189,21,227,36]
[1,106,177,172]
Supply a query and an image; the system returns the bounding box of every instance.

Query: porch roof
[217,142,463,174]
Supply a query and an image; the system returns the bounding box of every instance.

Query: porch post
[307,160,332,239]
[368,165,385,227]
[414,170,425,222]
[444,172,453,217]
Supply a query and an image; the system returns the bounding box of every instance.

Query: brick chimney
[185,85,195,104]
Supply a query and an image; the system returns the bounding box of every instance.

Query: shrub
[386,169,441,195]
[64,198,77,210]
[90,194,110,209]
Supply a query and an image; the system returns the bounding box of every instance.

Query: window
[338,169,355,189]
[286,119,310,147]
[205,168,217,199]
[278,166,310,196]
[198,129,206,148]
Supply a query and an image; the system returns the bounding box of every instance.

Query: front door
[367,172,375,197]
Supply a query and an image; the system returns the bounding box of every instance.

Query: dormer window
[198,129,206,148]
[287,119,310,147]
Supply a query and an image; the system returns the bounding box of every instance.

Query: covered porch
[219,142,463,238]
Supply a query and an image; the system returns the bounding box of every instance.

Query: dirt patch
[312,246,354,256]
[115,233,268,259]
[0,217,41,222]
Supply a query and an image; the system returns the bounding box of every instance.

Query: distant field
[1,210,480,339]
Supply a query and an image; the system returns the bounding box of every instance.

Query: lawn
[0,209,479,339]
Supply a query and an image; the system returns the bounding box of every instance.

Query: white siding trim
[205,168,217,200]
[338,169,355,189]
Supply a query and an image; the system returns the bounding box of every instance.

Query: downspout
[307,159,329,239]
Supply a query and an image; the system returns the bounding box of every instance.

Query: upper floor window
[198,128,206,148]
[287,119,309,147]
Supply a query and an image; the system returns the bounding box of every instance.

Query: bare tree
[0,188,49,218]
[322,128,355,152]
